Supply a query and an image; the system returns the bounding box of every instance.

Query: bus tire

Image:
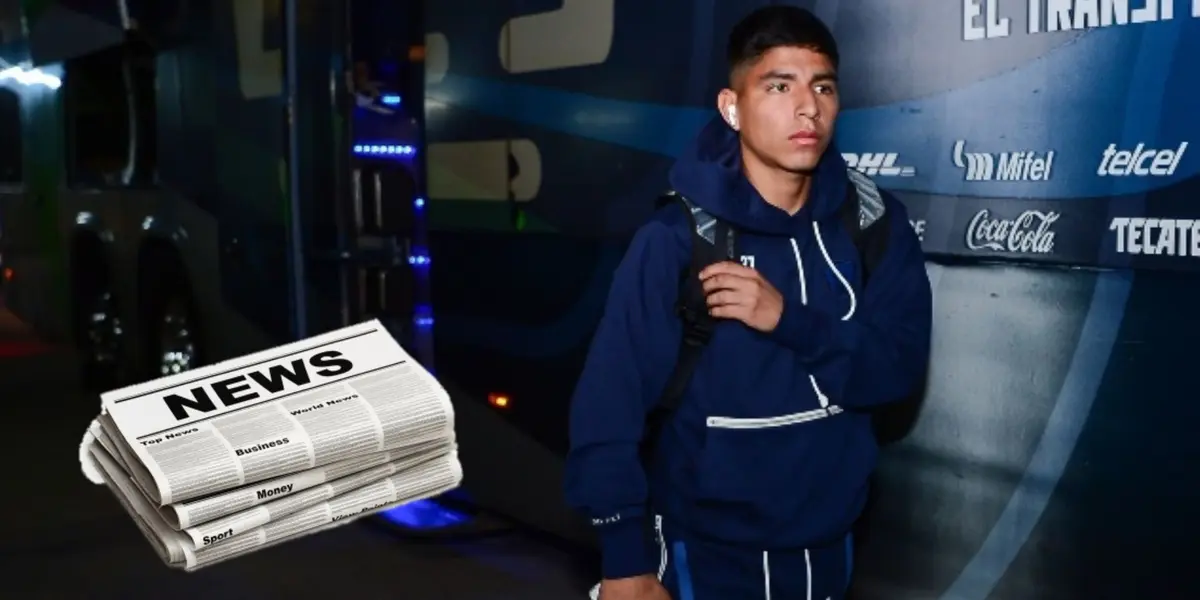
[139,260,204,381]
[70,247,124,392]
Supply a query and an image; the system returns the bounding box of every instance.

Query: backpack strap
[840,168,891,284]
[641,191,735,462]
[658,192,735,411]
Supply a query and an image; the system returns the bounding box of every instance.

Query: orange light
[487,393,511,409]
[2,267,11,281]
[408,45,425,62]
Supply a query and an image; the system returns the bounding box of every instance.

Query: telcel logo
[1098,142,1187,177]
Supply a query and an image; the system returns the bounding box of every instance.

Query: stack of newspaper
[77,320,463,571]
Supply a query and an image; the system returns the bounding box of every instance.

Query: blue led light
[407,247,431,265]
[414,304,434,328]
[414,197,425,209]
[380,499,469,530]
[381,94,401,106]
[353,143,416,156]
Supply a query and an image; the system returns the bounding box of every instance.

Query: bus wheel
[144,284,202,379]
[72,266,125,391]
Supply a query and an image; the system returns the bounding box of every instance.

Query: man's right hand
[597,575,671,600]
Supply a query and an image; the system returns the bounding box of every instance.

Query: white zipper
[706,406,842,429]
[655,514,667,581]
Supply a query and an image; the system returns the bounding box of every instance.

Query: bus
[5,1,1200,597]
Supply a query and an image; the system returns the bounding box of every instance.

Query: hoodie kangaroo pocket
[695,407,843,507]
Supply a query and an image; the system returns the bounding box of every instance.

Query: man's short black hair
[727,6,839,79]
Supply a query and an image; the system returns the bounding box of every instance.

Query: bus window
[63,40,157,188]
[0,88,19,184]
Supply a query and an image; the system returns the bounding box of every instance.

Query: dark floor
[0,307,596,600]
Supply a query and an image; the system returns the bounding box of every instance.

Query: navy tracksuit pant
[655,516,854,600]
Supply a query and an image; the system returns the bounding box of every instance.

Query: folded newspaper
[77,319,463,571]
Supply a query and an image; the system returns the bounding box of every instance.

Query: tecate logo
[952,140,1055,181]
[1098,142,1188,177]
[842,152,916,177]
[965,209,1059,254]
[1109,217,1200,257]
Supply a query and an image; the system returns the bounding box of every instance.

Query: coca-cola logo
[965,209,1060,254]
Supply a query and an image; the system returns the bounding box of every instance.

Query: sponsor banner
[951,140,1055,182]
[897,192,1200,272]
[833,137,1193,198]
[842,152,916,177]
[1102,213,1200,270]
[1097,142,1188,178]
[896,193,1105,267]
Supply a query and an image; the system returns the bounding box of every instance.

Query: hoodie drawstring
[788,224,857,410]
[787,224,857,320]
[811,221,857,321]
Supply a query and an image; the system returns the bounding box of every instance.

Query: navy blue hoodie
[564,115,932,579]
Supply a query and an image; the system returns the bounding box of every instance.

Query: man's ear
[717,89,739,130]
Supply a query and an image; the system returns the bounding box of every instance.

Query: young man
[565,6,932,600]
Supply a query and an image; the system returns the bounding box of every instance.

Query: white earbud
[726,106,738,129]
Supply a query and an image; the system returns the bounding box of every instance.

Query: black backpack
[640,168,892,464]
